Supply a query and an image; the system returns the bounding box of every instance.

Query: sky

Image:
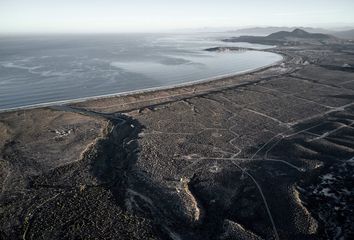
[1,0,354,33]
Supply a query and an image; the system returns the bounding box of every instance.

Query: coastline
[0,49,284,113]
[2,39,354,239]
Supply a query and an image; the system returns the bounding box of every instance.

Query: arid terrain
[1,30,354,239]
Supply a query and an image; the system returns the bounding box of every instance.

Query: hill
[230,27,330,36]
[266,28,332,40]
[223,28,339,45]
[230,26,354,40]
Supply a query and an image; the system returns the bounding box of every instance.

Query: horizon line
[1,24,354,35]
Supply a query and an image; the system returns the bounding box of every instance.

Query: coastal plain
[1,34,354,239]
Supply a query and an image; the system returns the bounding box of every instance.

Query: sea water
[0,33,282,110]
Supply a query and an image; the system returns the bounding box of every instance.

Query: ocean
[0,33,282,110]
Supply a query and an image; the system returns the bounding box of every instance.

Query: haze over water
[0,33,282,110]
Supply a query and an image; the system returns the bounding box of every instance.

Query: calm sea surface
[0,33,282,110]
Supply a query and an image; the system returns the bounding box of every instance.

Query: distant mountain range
[266,29,332,40]
[230,27,354,39]
[230,27,330,35]
[223,28,341,45]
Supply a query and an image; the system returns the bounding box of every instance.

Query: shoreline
[2,38,354,239]
[0,50,284,113]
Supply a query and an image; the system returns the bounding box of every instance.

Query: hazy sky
[1,0,354,33]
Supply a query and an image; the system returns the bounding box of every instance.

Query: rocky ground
[1,39,354,239]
